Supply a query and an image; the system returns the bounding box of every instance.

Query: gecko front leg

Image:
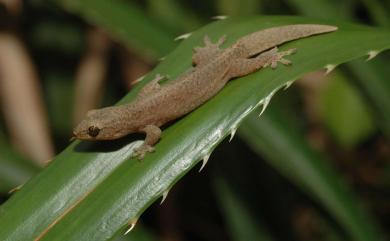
[227,47,297,78]
[136,74,166,99]
[133,124,162,159]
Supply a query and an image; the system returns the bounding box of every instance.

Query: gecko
[72,24,337,159]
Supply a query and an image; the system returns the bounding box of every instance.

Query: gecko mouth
[69,134,76,142]
[70,130,82,141]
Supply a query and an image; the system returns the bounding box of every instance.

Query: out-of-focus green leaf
[30,22,84,54]
[0,132,40,192]
[319,72,375,148]
[0,16,389,241]
[238,107,383,241]
[286,0,351,20]
[44,72,74,136]
[147,0,202,33]
[216,0,262,16]
[288,0,390,136]
[359,0,390,27]
[59,0,176,60]
[348,58,390,136]
[213,176,274,241]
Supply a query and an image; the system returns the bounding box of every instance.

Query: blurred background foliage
[0,0,389,241]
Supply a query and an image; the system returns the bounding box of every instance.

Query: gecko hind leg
[192,35,226,67]
[227,47,297,78]
[265,47,297,69]
[132,125,162,160]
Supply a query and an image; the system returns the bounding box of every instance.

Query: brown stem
[0,33,54,165]
[73,28,111,125]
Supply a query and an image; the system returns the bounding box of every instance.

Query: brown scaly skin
[73,24,337,159]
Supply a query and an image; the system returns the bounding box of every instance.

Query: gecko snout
[70,131,78,141]
[69,135,76,142]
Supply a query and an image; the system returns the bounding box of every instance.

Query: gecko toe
[279,58,292,65]
[132,145,155,160]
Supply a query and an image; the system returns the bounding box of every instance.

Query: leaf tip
[324,64,337,75]
[366,50,380,61]
[199,153,211,172]
[8,184,23,194]
[211,15,229,20]
[258,89,276,116]
[229,128,237,142]
[160,189,170,205]
[283,80,294,90]
[133,75,146,85]
[124,219,138,235]
[174,32,192,41]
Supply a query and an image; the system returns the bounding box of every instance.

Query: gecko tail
[237,24,338,57]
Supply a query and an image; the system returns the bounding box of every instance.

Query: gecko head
[72,108,129,141]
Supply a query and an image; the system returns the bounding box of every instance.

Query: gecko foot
[193,35,226,67]
[264,47,297,69]
[153,74,166,83]
[132,144,155,160]
[202,35,226,48]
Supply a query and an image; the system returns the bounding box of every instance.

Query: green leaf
[1,16,389,241]
[348,59,390,136]
[30,21,84,54]
[213,176,274,241]
[239,107,382,241]
[359,0,390,27]
[318,72,375,148]
[44,72,75,136]
[286,0,352,20]
[287,0,390,136]
[59,0,176,60]
[147,0,203,33]
[216,0,262,16]
[0,132,40,192]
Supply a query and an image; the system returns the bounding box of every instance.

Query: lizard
[72,24,337,159]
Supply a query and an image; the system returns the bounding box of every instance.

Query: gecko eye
[88,126,100,137]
